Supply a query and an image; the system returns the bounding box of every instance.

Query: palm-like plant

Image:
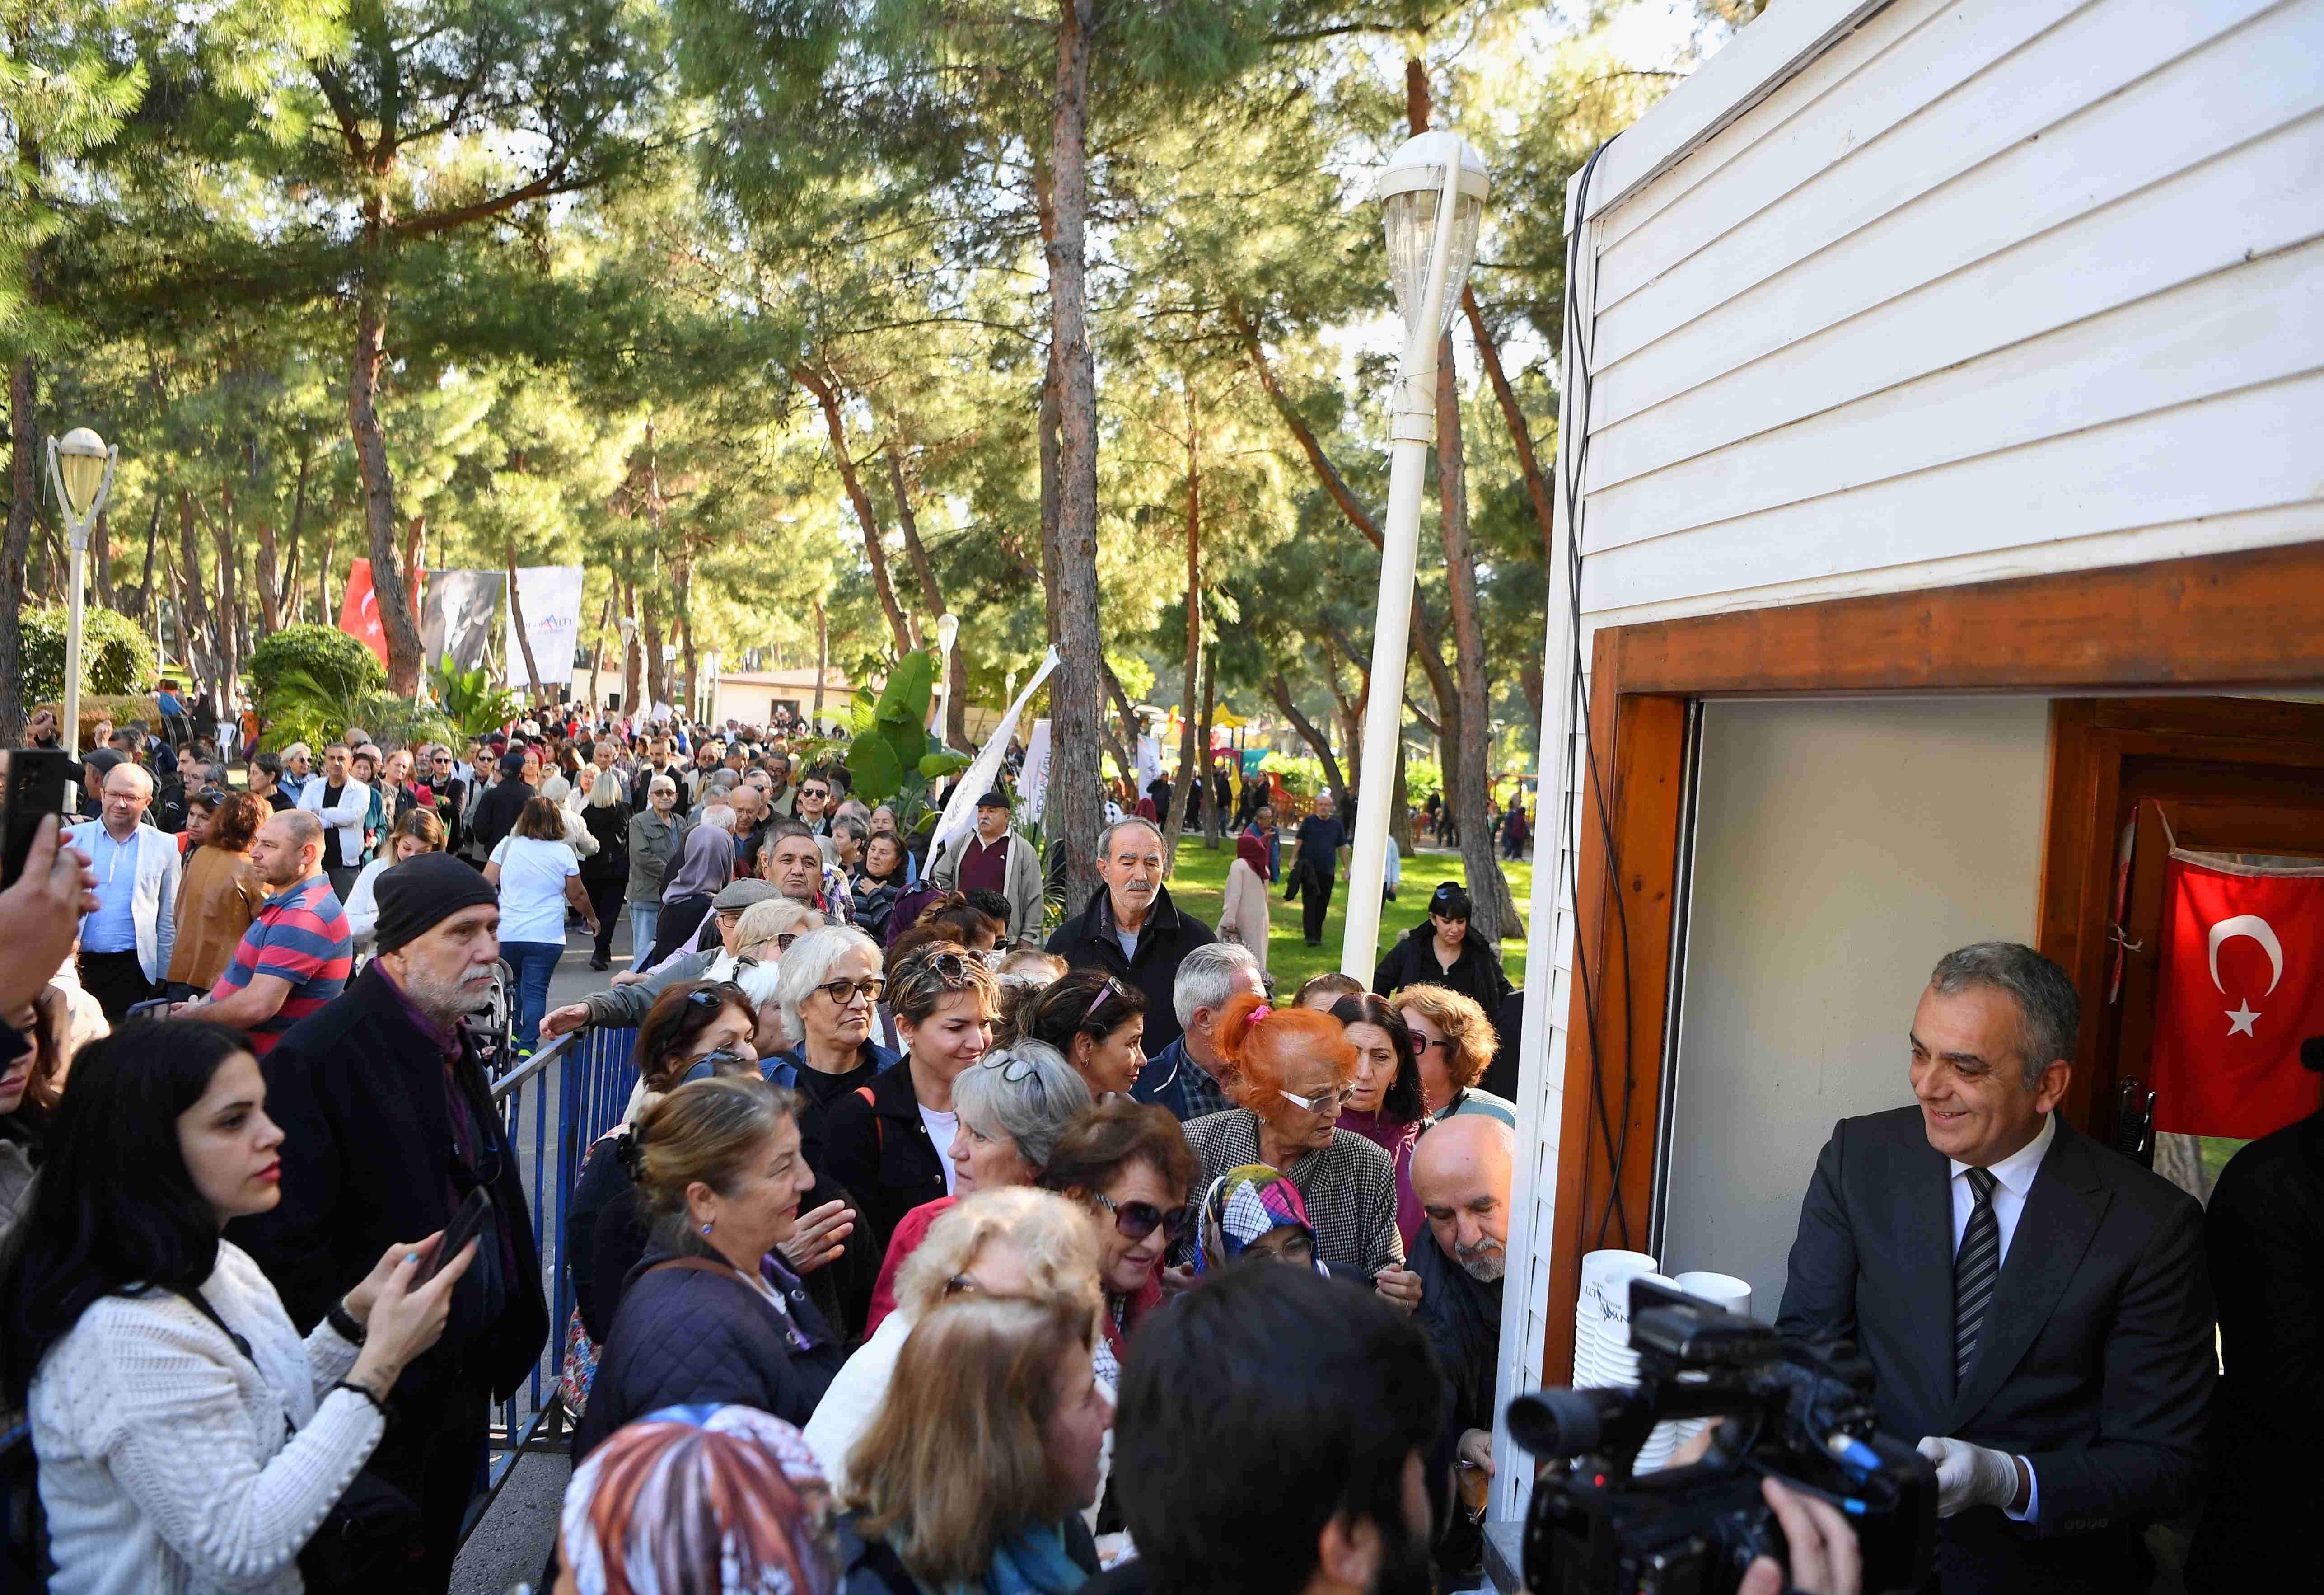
[430,661,524,740]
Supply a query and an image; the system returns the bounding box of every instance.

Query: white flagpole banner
[421,570,505,674]
[1136,736,1161,790]
[1022,719,1054,826]
[506,566,585,685]
[927,648,1061,872]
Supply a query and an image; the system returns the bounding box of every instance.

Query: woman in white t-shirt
[484,796,599,1054]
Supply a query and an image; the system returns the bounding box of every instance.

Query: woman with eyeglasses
[1019,968,1148,1100]
[1390,983,1515,1126]
[805,1187,1102,1500]
[764,927,902,1177]
[1329,993,1431,1250]
[574,1075,846,1462]
[860,1040,1092,1336]
[1036,1099,1197,1365]
[168,789,267,997]
[1180,993,1410,1301]
[339,807,446,959]
[822,944,998,1257]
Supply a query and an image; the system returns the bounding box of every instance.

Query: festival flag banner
[926,648,1061,872]
[2148,849,2324,1139]
[1022,719,1054,825]
[337,558,389,667]
[504,566,585,685]
[420,569,505,674]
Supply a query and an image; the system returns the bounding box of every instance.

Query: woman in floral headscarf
[556,1403,839,1595]
[1194,1164,1332,1275]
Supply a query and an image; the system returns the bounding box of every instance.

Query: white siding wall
[1493,0,2324,1522]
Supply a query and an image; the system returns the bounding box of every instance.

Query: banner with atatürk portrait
[421,569,505,674]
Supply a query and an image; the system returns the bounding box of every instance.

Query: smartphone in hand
[421,1187,493,1284]
[2,750,75,891]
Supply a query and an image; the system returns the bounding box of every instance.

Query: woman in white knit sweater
[0,1019,474,1594]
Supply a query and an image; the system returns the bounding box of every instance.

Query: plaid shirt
[1132,1036,1236,1124]
[1178,1109,1403,1280]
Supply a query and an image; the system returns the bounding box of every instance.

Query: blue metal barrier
[466,1024,639,1529]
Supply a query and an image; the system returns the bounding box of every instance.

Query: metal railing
[460,1023,639,1536]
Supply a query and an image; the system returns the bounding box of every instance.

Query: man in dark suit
[1777,942,2214,1595]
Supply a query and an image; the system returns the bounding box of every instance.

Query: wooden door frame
[1545,540,2324,1386]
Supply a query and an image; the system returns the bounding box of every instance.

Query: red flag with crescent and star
[2148,851,2324,1139]
[337,557,388,667]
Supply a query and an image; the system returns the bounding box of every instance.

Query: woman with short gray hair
[762,925,898,1176]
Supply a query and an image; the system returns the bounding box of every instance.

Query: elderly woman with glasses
[1179,993,1411,1301]
[860,1040,1094,1336]
[823,943,998,1256]
[763,926,902,1176]
[1038,1099,1198,1364]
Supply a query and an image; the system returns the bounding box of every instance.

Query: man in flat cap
[230,853,547,1593]
[929,788,1044,946]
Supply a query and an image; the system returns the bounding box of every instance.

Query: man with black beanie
[230,853,547,1593]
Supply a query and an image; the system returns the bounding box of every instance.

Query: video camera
[1508,1277,1935,1595]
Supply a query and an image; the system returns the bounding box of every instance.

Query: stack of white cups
[1645,1271,1757,1470]
[1574,1254,1754,1472]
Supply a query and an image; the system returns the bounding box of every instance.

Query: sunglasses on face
[1277,1084,1356,1114]
[800,788,828,800]
[815,976,885,1007]
[1093,1191,1192,1243]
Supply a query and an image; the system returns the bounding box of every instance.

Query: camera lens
[1507,1390,1609,1457]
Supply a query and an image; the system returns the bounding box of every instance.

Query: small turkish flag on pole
[337,557,388,668]
[2148,851,2324,1139]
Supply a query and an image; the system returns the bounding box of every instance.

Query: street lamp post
[699,649,721,726]
[934,611,960,747]
[46,428,118,760]
[1339,132,1488,981]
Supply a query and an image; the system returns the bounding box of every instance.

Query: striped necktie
[1954,1166,2000,1390]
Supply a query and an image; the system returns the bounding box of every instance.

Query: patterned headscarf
[561,1404,838,1595]
[1194,1164,1328,1275]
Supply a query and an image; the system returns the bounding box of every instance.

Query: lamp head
[617,615,638,642]
[1372,132,1490,341]
[55,427,109,519]
[937,612,960,654]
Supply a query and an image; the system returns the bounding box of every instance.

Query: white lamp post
[616,615,638,711]
[933,611,960,746]
[46,428,117,760]
[700,648,721,725]
[1340,131,1488,980]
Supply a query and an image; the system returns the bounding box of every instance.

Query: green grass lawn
[1150,836,1534,991]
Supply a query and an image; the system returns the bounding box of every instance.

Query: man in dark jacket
[467,749,534,858]
[1046,817,1215,1054]
[229,855,548,1593]
[1408,1116,1514,1584]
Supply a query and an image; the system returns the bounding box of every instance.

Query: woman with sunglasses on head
[0,1021,473,1595]
[1019,968,1148,1100]
[1036,1100,1197,1364]
[168,789,268,999]
[1179,993,1411,1303]
[574,1074,845,1463]
[822,944,998,1257]
[1329,993,1431,1252]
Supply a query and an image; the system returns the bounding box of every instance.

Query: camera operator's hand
[0,818,98,1013]
[1914,1436,2024,1516]
[1739,1477,1860,1595]
[1456,1428,1494,1476]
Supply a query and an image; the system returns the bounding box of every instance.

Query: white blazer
[64,820,182,984]
[297,776,371,866]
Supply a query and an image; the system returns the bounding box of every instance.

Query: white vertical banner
[506,566,585,685]
[926,648,1061,873]
[1022,719,1054,825]
[1136,736,1161,789]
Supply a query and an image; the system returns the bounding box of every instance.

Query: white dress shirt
[1946,1109,2058,1521]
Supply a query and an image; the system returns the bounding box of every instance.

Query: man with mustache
[1407,1113,1513,1586]
[229,854,548,1593]
[1045,817,1216,1054]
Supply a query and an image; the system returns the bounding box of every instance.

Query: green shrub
[19,605,158,704]
[249,626,384,705]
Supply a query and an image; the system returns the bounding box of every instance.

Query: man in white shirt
[66,763,180,1019]
[296,741,372,901]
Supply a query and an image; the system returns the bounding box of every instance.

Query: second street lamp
[1340,131,1488,981]
[46,427,118,761]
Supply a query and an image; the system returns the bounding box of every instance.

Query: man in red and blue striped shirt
[186,810,352,1055]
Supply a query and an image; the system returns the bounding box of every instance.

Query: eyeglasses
[198,787,226,804]
[1277,1084,1356,1114]
[977,1050,1046,1084]
[732,934,797,970]
[814,976,885,1007]
[1092,1191,1192,1243]
[1080,976,1128,1028]
[800,787,828,800]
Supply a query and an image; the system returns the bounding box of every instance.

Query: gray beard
[1458,1243,1506,1284]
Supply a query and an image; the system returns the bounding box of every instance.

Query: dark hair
[251,753,284,783]
[765,818,814,847]
[516,794,568,842]
[1020,967,1146,1056]
[1328,994,1426,1124]
[203,789,265,853]
[636,981,758,1093]
[0,1021,253,1402]
[1038,1099,1196,1201]
[1112,1263,1443,1594]
[1292,971,1363,1009]
[1928,942,2080,1090]
[1429,881,1473,922]
[919,890,1005,947]
[962,889,1014,933]
[885,921,967,982]
[862,831,906,882]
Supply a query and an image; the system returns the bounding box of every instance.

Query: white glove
[1915,1436,2020,1517]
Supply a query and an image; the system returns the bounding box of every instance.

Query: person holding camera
[0,1021,473,1595]
[1777,943,2215,1595]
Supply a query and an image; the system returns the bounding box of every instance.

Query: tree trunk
[795,368,914,657]
[1319,630,1364,794]
[887,447,965,747]
[92,506,113,611]
[209,497,243,705]
[1038,346,1065,647]
[281,444,311,609]
[0,355,35,744]
[1436,332,1520,945]
[673,570,698,724]
[1046,0,1105,910]
[813,597,829,731]
[506,535,545,700]
[1199,643,1221,850]
[255,520,285,634]
[1266,671,1349,802]
[1390,737,1414,856]
[620,578,641,712]
[1465,286,1557,575]
[1163,387,1201,872]
[588,597,611,711]
[2153,1133,2212,1204]
[318,526,337,627]
[139,494,163,624]
[347,270,423,695]
[177,492,215,696]
[642,587,668,712]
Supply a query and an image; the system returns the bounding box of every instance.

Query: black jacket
[574,1246,843,1462]
[468,778,534,858]
[228,962,548,1402]
[1412,1223,1500,1578]
[833,1511,1098,1595]
[580,801,631,882]
[2184,1107,2324,1594]
[1044,884,1216,1055]
[822,1061,949,1255]
[1371,922,1513,1015]
[1776,1108,2215,1595]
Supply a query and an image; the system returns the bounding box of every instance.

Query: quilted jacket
[572,1244,845,1462]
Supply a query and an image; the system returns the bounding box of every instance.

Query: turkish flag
[2148,852,2324,1139]
[337,558,387,667]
